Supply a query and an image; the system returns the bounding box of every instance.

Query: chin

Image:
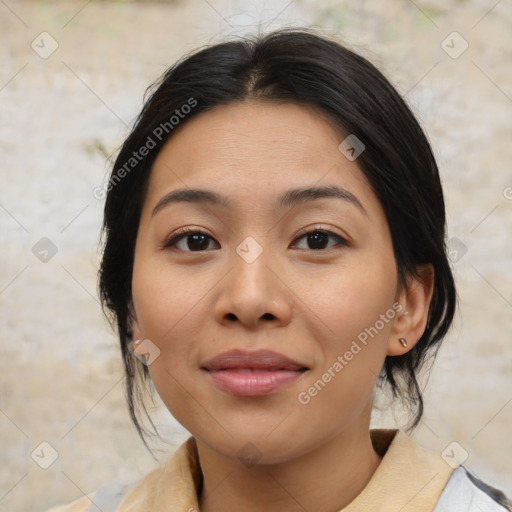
[193,426,315,466]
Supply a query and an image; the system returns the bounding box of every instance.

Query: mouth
[201,349,309,397]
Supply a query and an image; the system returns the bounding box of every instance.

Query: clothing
[47,428,512,512]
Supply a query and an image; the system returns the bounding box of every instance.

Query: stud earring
[399,338,408,348]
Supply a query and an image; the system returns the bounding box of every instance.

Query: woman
[49,28,511,511]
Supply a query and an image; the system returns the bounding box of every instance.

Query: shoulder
[45,492,97,512]
[434,466,512,512]
[45,437,198,512]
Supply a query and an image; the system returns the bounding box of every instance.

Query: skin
[131,100,434,512]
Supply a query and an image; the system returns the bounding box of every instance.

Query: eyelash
[162,226,349,252]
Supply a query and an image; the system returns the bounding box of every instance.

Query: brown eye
[164,230,219,252]
[306,232,329,250]
[292,230,348,251]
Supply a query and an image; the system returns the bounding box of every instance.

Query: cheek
[292,259,397,432]
[131,259,209,428]
[298,252,398,344]
[132,251,211,339]
[131,252,214,386]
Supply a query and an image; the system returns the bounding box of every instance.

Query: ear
[129,301,144,341]
[387,264,435,356]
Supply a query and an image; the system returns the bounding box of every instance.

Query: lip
[201,349,309,397]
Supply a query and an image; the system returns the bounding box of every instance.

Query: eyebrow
[151,185,367,217]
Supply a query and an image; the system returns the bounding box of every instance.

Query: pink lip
[201,349,308,397]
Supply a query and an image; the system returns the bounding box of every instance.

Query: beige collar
[342,429,454,511]
[118,428,455,512]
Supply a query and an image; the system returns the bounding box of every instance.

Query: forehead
[145,100,378,216]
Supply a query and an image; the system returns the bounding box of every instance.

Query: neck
[197,422,382,512]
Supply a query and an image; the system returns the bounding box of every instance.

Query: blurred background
[1,0,511,510]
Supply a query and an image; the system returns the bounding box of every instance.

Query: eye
[163,229,219,252]
[291,229,348,251]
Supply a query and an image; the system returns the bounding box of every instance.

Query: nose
[213,246,293,330]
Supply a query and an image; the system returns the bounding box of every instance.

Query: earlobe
[132,321,143,342]
[398,337,408,348]
[387,264,435,356]
[129,302,143,341]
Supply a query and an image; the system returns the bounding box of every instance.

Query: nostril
[226,313,237,321]
[261,313,275,320]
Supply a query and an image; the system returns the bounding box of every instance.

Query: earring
[399,338,408,348]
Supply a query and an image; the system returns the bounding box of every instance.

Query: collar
[118,428,455,512]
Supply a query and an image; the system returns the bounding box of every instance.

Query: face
[131,100,408,463]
